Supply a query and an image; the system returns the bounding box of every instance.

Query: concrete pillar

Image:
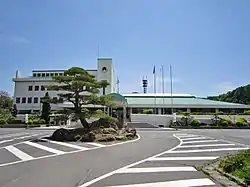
[158,108,162,115]
[187,108,191,113]
[215,108,219,113]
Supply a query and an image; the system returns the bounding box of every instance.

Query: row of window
[15,97,60,104]
[28,85,46,91]
[33,72,64,77]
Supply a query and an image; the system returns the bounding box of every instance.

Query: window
[59,73,63,76]
[33,73,37,77]
[52,97,58,103]
[55,73,58,76]
[46,73,50,77]
[28,85,32,91]
[27,97,32,104]
[22,97,26,103]
[37,73,41,77]
[41,85,45,91]
[35,86,39,91]
[50,73,54,76]
[34,97,38,103]
[59,97,64,103]
[102,88,106,95]
[42,73,45,77]
[16,97,20,103]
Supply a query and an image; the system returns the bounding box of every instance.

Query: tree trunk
[79,116,90,129]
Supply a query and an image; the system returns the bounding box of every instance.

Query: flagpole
[153,66,156,114]
[170,65,173,114]
[117,76,120,93]
[161,65,164,105]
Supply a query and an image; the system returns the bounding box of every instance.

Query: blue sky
[1,0,250,97]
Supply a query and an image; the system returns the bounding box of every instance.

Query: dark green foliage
[235,117,248,127]
[41,92,51,123]
[0,118,5,124]
[11,104,18,117]
[190,119,200,126]
[218,118,232,127]
[143,109,153,114]
[208,84,250,104]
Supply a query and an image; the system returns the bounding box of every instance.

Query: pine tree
[41,92,51,123]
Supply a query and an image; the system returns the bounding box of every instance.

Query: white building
[13,58,116,114]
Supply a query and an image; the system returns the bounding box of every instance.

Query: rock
[102,128,117,134]
[79,132,96,142]
[115,135,125,141]
[50,128,70,141]
[97,135,116,142]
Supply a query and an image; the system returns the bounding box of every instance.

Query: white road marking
[41,139,89,150]
[106,178,215,187]
[176,135,200,138]
[148,156,219,161]
[16,134,39,139]
[181,137,210,141]
[116,167,196,173]
[5,145,33,161]
[182,139,219,144]
[0,139,13,144]
[87,142,106,147]
[24,141,65,154]
[170,147,249,153]
[180,143,235,148]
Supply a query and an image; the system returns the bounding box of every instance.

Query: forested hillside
[207,84,250,105]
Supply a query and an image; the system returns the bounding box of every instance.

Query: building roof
[123,95,250,109]
[122,93,195,97]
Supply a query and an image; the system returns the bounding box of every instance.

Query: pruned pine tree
[48,67,112,129]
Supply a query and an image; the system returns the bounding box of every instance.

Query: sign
[25,114,28,124]
[173,113,177,123]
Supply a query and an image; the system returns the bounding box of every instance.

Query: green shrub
[39,119,46,124]
[28,119,33,124]
[244,110,250,115]
[143,109,153,114]
[218,118,232,126]
[219,154,245,173]
[236,118,247,126]
[190,119,200,126]
[0,118,5,124]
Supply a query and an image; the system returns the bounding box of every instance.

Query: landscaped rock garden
[47,118,137,143]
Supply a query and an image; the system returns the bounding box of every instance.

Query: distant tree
[48,67,113,129]
[41,92,51,123]
[11,104,18,117]
[0,91,12,109]
[207,84,250,105]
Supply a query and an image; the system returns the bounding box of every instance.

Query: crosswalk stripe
[24,141,65,154]
[41,139,89,150]
[181,137,209,141]
[116,167,196,173]
[87,142,106,147]
[148,156,219,161]
[5,145,33,161]
[177,135,200,138]
[170,147,249,153]
[105,178,215,187]
[180,143,235,148]
[0,139,13,144]
[182,139,219,144]
[16,134,39,139]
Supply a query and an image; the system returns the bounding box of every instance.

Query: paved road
[0,128,249,187]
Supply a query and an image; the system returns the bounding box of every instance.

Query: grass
[218,149,250,184]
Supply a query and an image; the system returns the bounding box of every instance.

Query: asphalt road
[0,127,249,187]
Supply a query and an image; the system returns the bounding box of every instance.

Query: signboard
[25,114,28,124]
[173,112,177,123]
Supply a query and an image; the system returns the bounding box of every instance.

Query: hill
[207,84,250,105]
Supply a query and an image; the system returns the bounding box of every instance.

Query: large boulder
[50,128,70,141]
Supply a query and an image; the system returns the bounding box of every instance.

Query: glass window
[41,85,45,91]
[55,73,58,76]
[42,73,45,77]
[21,97,26,103]
[35,86,39,91]
[16,97,20,103]
[34,97,38,103]
[46,73,50,77]
[59,73,63,76]
[50,73,54,76]
[37,73,41,77]
[33,73,37,77]
[27,97,32,104]
[28,85,32,91]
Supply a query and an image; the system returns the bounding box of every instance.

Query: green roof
[125,97,248,108]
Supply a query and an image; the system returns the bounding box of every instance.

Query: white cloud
[0,33,29,44]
